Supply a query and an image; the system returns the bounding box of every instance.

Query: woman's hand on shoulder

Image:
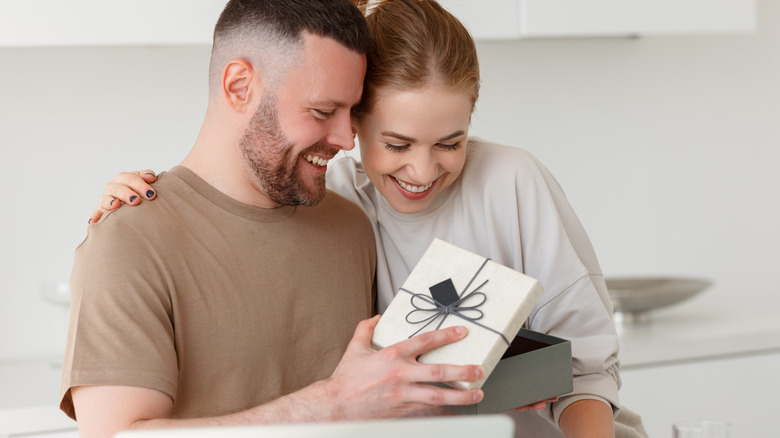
[89,170,158,224]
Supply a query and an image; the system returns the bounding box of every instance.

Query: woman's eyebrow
[381,130,466,143]
[381,131,415,142]
[438,130,466,142]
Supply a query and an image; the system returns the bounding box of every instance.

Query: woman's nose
[404,150,439,183]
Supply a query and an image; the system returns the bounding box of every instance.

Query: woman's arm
[559,399,615,438]
[89,170,158,223]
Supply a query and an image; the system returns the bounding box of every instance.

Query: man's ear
[222,58,260,113]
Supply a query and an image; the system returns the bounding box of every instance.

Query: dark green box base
[443,328,573,415]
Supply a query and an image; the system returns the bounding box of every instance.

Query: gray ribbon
[400,257,511,345]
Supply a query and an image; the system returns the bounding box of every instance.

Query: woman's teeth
[304,154,329,167]
[394,176,433,193]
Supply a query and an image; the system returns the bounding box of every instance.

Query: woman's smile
[392,175,436,196]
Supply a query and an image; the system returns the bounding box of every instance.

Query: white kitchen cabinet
[620,352,780,438]
[0,0,756,47]
[0,0,225,47]
[440,0,756,39]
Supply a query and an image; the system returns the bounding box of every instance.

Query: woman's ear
[222,58,259,113]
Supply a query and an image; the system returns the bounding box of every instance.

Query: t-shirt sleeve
[60,216,178,420]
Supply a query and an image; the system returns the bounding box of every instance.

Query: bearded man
[60,1,483,437]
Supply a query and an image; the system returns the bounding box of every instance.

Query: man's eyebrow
[381,130,466,143]
[310,99,356,108]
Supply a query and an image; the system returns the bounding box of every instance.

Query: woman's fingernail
[109,199,116,207]
[129,195,138,203]
[88,218,93,224]
[144,172,156,177]
[146,190,155,198]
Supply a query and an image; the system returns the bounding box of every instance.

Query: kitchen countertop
[616,288,780,369]
[3,289,779,410]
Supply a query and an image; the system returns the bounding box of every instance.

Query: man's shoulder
[85,171,193,248]
[294,189,374,242]
[319,188,370,219]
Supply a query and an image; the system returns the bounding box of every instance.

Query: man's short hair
[209,0,369,91]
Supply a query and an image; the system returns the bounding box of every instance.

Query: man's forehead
[278,35,366,107]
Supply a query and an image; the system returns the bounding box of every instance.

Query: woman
[91,1,646,436]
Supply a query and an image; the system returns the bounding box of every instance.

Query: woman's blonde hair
[351,0,480,120]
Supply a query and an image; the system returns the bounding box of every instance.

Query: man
[60,1,483,437]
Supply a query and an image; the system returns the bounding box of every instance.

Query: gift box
[372,238,544,390]
[441,328,573,415]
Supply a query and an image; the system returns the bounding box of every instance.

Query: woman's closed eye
[437,141,461,151]
[384,141,462,152]
[384,143,410,152]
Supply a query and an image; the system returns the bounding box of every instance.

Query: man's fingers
[400,383,483,407]
[348,315,381,349]
[404,362,484,385]
[389,326,469,358]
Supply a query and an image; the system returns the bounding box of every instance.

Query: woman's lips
[392,175,437,199]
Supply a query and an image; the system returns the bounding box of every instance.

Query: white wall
[471,4,780,306]
[0,46,211,360]
[1,1,779,362]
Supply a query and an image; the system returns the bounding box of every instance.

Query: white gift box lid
[372,238,544,389]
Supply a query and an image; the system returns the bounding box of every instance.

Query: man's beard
[239,95,328,207]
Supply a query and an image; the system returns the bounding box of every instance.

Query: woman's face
[355,86,472,214]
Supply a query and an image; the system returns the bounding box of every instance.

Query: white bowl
[606,277,712,317]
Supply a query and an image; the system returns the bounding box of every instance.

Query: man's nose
[326,112,356,151]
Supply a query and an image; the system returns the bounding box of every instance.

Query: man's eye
[312,109,334,119]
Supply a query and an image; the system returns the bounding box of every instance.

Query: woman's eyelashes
[382,141,462,152]
[384,143,409,152]
[438,141,461,151]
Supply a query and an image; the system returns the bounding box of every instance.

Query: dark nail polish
[88,218,93,224]
[129,195,138,203]
[109,199,116,207]
[144,172,155,177]
[146,190,155,198]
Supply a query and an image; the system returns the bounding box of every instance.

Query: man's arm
[72,316,484,438]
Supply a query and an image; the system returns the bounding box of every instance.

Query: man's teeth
[304,154,329,167]
[394,176,433,193]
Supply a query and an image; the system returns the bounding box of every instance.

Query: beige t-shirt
[60,166,376,420]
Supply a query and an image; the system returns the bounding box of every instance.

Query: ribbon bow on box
[400,258,511,345]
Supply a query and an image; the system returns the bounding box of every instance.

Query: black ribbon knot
[400,257,511,345]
